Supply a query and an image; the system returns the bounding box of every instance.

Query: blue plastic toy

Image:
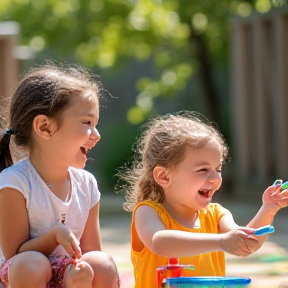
[164,276,251,287]
[157,259,251,287]
[273,179,288,190]
[254,225,275,236]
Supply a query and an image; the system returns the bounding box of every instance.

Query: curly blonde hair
[117,111,229,212]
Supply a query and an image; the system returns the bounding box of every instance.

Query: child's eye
[83,121,91,125]
[198,169,208,172]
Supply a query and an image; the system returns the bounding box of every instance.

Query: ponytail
[0,129,14,172]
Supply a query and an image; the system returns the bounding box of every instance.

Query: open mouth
[198,189,213,198]
[80,147,88,156]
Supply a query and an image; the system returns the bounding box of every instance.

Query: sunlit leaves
[134,62,193,116]
[192,13,208,33]
[230,1,252,16]
[136,92,154,112]
[29,36,46,52]
[255,0,271,12]
[128,10,150,31]
[0,0,280,125]
[272,0,286,6]
[127,106,145,124]
[89,0,104,12]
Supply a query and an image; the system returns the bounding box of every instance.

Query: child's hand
[262,182,288,214]
[221,228,258,257]
[54,224,82,259]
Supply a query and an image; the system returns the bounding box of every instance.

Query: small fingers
[70,235,82,259]
[279,189,288,197]
[277,197,288,207]
[235,247,253,257]
[61,243,77,259]
[272,189,288,207]
[243,239,252,251]
[271,185,282,196]
[71,243,82,259]
[241,236,258,254]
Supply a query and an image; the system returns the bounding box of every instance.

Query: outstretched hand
[221,227,258,257]
[262,181,288,212]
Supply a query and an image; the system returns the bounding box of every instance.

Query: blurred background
[2,1,288,286]
[0,0,288,200]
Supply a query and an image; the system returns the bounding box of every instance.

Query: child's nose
[208,171,222,183]
[90,127,101,144]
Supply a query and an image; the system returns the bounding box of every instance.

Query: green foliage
[2,0,284,190]
[2,0,279,124]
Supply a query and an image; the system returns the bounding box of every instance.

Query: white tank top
[0,158,100,265]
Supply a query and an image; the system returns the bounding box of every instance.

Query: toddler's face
[163,140,223,212]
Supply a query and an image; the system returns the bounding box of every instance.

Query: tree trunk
[189,26,221,126]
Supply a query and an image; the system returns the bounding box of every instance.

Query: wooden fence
[230,5,288,195]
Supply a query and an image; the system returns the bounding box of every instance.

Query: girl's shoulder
[134,200,163,211]
[0,158,30,177]
[0,158,31,192]
[133,200,171,223]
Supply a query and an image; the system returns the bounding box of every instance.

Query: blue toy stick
[273,180,288,190]
[254,225,275,236]
[273,179,282,187]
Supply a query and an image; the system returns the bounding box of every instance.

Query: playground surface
[100,195,288,288]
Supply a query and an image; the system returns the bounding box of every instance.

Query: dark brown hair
[0,62,107,172]
[117,111,229,212]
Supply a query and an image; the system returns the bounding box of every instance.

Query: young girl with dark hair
[0,64,119,288]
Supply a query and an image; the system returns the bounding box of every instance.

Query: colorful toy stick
[254,225,275,236]
[273,180,288,190]
[281,181,288,190]
[273,179,282,187]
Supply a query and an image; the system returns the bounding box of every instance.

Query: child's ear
[153,166,171,188]
[32,115,54,140]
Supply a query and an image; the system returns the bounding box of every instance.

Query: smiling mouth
[80,147,88,156]
[198,189,213,198]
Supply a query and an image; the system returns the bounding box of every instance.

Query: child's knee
[82,251,118,275]
[65,261,93,286]
[9,251,51,281]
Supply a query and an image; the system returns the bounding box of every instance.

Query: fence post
[231,7,288,197]
[0,21,20,108]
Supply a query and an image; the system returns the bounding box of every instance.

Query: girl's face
[163,140,223,212]
[49,91,100,169]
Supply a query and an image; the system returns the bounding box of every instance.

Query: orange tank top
[131,201,230,288]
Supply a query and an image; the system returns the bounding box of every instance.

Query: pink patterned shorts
[0,254,73,288]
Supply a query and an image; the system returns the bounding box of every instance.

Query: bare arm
[135,205,253,258]
[80,201,101,254]
[0,188,30,259]
[0,187,81,259]
[244,184,288,248]
[17,223,80,258]
[218,193,282,252]
[246,184,286,228]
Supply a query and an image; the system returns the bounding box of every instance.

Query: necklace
[46,182,53,189]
